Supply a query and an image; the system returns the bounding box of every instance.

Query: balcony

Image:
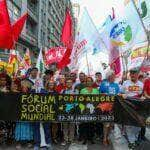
[20,31,38,47]
[27,2,38,23]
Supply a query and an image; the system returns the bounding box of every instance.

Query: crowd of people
[0,66,149,150]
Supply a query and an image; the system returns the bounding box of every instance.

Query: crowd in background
[0,66,149,150]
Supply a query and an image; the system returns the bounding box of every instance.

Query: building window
[7,0,21,22]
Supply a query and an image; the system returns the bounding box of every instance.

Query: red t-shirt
[144,78,150,96]
[56,84,66,93]
[92,81,101,88]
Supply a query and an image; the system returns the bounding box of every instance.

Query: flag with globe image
[100,0,148,53]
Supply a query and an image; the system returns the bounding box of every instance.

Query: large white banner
[69,8,106,75]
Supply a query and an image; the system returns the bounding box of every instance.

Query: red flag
[45,47,66,65]
[12,13,27,44]
[0,0,13,49]
[61,9,73,49]
[110,56,121,75]
[109,46,121,75]
[57,48,72,69]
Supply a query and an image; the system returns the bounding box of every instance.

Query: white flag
[100,0,148,53]
[36,48,45,74]
[70,8,106,74]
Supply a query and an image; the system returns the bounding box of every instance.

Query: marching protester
[121,68,144,149]
[46,80,58,144]
[138,72,150,143]
[93,72,103,140]
[61,78,78,146]
[80,76,99,145]
[14,79,34,149]
[0,72,13,145]
[75,72,86,93]
[93,72,102,88]
[0,66,149,150]
[56,75,66,93]
[28,68,53,150]
[99,69,120,146]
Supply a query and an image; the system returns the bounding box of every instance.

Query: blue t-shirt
[99,80,120,95]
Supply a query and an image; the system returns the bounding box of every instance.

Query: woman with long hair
[14,79,34,149]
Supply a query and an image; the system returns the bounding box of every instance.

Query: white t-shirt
[121,80,143,98]
[29,77,44,92]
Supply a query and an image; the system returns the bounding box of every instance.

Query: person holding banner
[80,76,99,145]
[0,72,10,92]
[0,72,12,144]
[75,72,86,93]
[46,80,59,144]
[61,78,78,146]
[56,75,66,93]
[14,79,33,149]
[28,68,52,150]
[93,72,102,88]
[121,68,143,149]
[99,69,120,146]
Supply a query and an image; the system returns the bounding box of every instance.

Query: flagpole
[85,51,90,76]
[131,0,150,58]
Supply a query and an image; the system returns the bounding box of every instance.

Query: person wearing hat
[121,67,143,149]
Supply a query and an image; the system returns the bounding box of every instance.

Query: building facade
[0,0,75,62]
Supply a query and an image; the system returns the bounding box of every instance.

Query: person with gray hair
[99,69,120,146]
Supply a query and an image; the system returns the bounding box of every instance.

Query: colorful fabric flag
[61,9,73,49]
[125,0,150,31]
[57,48,72,69]
[99,9,122,75]
[36,48,45,73]
[69,8,105,73]
[126,42,149,70]
[45,47,66,65]
[116,0,147,52]
[8,50,17,64]
[23,49,31,69]
[0,0,13,49]
[8,50,19,74]
[0,0,27,49]
[12,13,28,43]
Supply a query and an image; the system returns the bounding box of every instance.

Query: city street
[0,127,150,150]
[0,0,150,150]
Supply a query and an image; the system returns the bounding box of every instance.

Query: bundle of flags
[6,49,32,75]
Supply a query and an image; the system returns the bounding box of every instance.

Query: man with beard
[122,68,143,149]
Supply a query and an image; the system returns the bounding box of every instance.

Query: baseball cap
[129,67,140,74]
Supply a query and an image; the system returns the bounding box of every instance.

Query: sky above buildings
[71,0,124,27]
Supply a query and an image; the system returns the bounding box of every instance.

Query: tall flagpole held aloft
[85,51,90,76]
[131,0,150,58]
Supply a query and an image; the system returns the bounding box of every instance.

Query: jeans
[63,123,75,142]
[33,122,51,146]
[126,125,140,143]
